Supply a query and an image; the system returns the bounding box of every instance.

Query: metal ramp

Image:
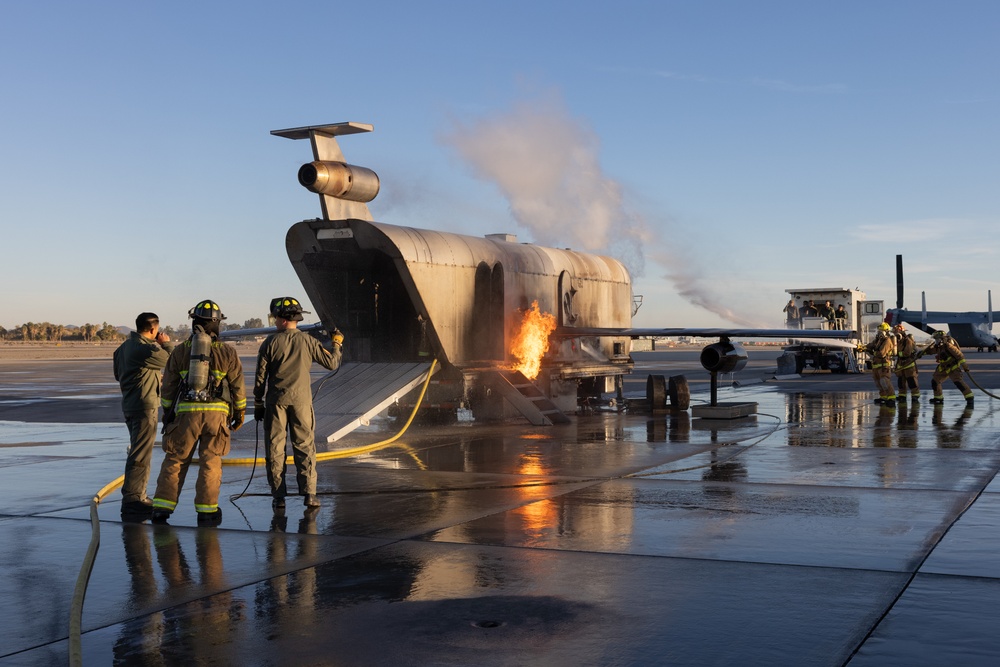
[487,370,572,425]
[312,362,438,442]
[845,349,862,374]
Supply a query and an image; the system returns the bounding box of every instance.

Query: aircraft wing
[552,327,856,340]
[785,337,858,350]
[888,308,994,325]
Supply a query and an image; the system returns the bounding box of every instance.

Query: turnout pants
[122,408,158,503]
[932,366,973,400]
[896,365,920,397]
[872,365,895,399]
[152,410,231,514]
[264,403,317,497]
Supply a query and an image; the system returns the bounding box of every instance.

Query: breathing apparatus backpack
[183,326,214,402]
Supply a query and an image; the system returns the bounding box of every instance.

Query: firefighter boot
[197,508,222,527]
[121,499,153,520]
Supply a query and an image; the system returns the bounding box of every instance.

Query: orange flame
[511,300,556,380]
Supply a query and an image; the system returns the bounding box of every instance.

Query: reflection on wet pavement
[3,358,1000,665]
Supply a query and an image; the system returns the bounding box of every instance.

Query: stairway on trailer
[485,370,572,426]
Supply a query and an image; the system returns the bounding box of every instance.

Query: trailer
[779,287,884,374]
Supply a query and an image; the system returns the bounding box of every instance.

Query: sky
[2,1,999,332]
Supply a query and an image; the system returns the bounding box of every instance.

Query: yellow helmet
[879,322,891,331]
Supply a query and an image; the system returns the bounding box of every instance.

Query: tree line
[0,318,266,342]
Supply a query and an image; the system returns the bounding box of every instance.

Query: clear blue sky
[2,1,998,331]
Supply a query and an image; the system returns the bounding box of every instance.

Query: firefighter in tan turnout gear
[894,323,921,403]
[151,300,246,526]
[860,322,897,405]
[923,330,975,406]
[254,297,343,510]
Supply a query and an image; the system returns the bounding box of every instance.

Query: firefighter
[894,323,920,403]
[254,297,343,509]
[923,330,974,406]
[859,322,897,405]
[113,312,173,519]
[151,300,246,526]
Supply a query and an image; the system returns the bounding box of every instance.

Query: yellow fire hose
[69,359,437,666]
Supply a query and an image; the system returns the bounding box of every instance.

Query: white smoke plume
[649,245,765,327]
[441,96,647,278]
[442,95,761,326]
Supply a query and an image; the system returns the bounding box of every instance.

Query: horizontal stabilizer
[889,309,998,326]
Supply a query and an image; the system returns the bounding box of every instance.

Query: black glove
[254,401,265,422]
[230,409,245,431]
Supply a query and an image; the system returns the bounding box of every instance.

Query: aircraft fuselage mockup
[269,122,854,429]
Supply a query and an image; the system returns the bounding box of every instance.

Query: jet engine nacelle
[298,161,380,202]
[700,342,748,374]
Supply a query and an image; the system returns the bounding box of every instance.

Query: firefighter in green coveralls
[254,297,343,509]
[151,300,246,526]
[113,312,173,519]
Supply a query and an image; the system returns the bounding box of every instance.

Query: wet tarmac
[2,350,1000,665]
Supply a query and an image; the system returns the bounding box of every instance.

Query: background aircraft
[884,255,999,351]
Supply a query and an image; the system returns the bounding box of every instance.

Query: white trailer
[780,287,883,374]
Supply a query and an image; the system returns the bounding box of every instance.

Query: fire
[511,300,556,380]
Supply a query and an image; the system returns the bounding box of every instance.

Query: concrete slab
[920,493,1000,578]
[847,574,1000,666]
[3,351,1000,665]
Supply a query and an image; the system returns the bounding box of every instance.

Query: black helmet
[189,300,226,321]
[270,296,310,322]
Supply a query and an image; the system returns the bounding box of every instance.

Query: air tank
[187,327,212,396]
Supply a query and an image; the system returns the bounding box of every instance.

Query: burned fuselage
[286,217,634,416]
